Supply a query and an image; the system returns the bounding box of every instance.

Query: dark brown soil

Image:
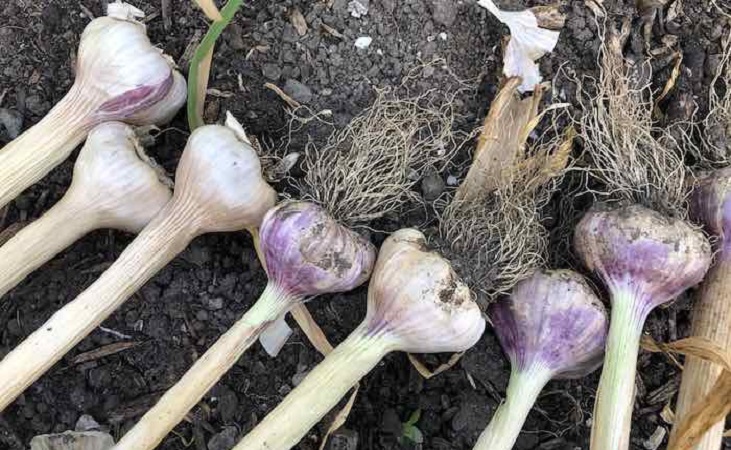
[0,1,729,450]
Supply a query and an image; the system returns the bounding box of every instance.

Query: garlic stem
[473,364,552,450]
[672,254,731,450]
[590,289,647,450]
[0,201,197,411]
[0,87,93,210]
[114,283,294,450]
[0,195,96,299]
[233,324,393,450]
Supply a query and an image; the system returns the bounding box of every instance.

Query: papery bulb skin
[574,204,711,317]
[259,201,376,297]
[691,168,731,245]
[74,2,185,125]
[365,229,486,353]
[489,270,608,379]
[172,123,277,233]
[66,122,172,232]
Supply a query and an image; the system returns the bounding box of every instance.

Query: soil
[0,1,729,450]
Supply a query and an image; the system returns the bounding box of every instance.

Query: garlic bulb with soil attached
[0,119,276,411]
[0,122,171,299]
[672,168,731,450]
[0,2,186,210]
[114,200,376,450]
[232,228,486,450]
[574,204,711,450]
[473,270,608,450]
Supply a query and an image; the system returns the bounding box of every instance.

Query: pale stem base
[0,202,196,411]
[0,86,93,210]
[233,325,392,450]
[672,256,731,450]
[590,290,646,450]
[114,283,294,450]
[473,365,552,450]
[0,196,97,299]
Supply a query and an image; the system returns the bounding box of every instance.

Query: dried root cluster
[574,18,694,218]
[439,79,572,300]
[297,65,470,228]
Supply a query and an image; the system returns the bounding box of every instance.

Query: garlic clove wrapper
[365,229,486,354]
[172,123,277,233]
[260,201,377,297]
[574,204,711,315]
[490,269,608,379]
[67,122,172,232]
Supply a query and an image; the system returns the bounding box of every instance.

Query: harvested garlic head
[77,2,185,125]
[172,121,277,233]
[67,122,172,232]
[574,204,711,314]
[260,201,376,297]
[691,168,731,245]
[365,229,486,353]
[490,270,608,379]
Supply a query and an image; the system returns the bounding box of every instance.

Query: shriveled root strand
[440,123,572,298]
[299,88,465,227]
[703,31,731,163]
[575,18,692,217]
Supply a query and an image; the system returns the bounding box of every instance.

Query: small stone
[24,94,46,116]
[206,297,224,311]
[439,32,448,41]
[431,0,457,26]
[261,63,282,80]
[354,36,372,49]
[74,414,101,432]
[327,429,358,450]
[380,408,402,435]
[283,79,313,104]
[207,426,238,450]
[0,108,23,138]
[291,369,309,386]
[216,387,239,423]
[347,0,369,17]
[446,175,458,186]
[226,24,246,50]
[282,24,300,43]
[421,173,445,201]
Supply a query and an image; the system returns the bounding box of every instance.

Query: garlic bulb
[574,204,711,450]
[0,121,171,299]
[171,123,276,232]
[473,270,608,450]
[0,1,185,210]
[365,228,485,353]
[575,204,710,314]
[68,122,172,232]
[260,200,376,296]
